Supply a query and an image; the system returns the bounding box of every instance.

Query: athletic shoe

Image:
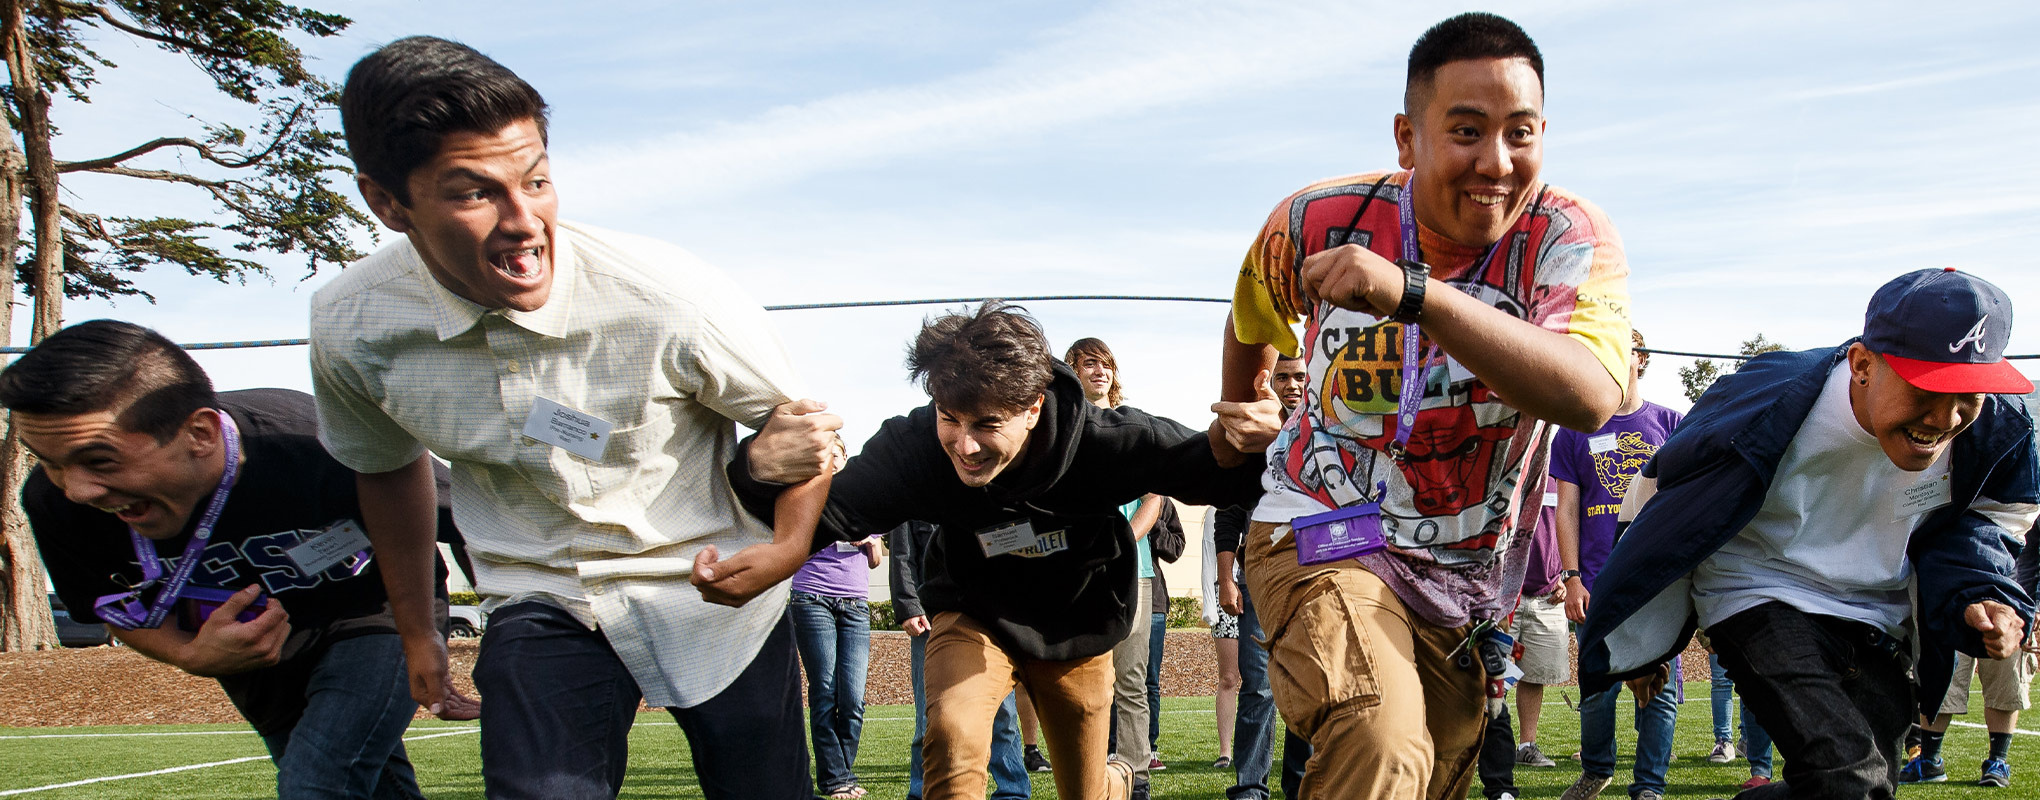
[1708,739,1736,763]
[1149,754,1166,771]
[1899,755,1948,784]
[1559,774,1612,800]
[1740,776,1773,790]
[1516,742,1558,768]
[1494,794,1517,800]
[1980,757,2012,788]
[1636,791,1665,800]
[1213,756,1231,769]
[1025,744,1051,773]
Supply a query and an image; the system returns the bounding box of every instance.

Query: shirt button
[506,360,520,373]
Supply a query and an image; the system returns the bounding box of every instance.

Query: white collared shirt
[310,221,805,708]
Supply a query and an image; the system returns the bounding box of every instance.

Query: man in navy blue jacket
[1579,268,2037,800]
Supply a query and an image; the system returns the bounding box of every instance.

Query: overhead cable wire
[1,294,2034,361]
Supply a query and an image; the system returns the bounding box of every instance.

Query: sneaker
[1148,754,1166,771]
[1899,755,1948,784]
[1025,744,1051,773]
[1516,741,1558,768]
[1559,774,1612,800]
[1740,776,1773,790]
[1708,739,1736,764]
[1636,791,1665,800]
[1980,757,2012,788]
[1212,755,1231,769]
[1494,794,1517,800]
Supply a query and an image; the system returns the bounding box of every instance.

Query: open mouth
[100,499,151,525]
[1901,428,1950,449]
[491,246,544,280]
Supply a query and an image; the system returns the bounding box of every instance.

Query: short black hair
[908,301,1054,416]
[1405,13,1544,115]
[0,320,217,443]
[341,36,550,206]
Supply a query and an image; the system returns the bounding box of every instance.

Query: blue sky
[31,1,2040,448]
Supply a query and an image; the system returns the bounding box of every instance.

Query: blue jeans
[1146,610,1166,751]
[1711,653,1776,778]
[908,632,1030,800]
[226,632,423,799]
[1228,582,1309,800]
[791,592,872,792]
[1581,679,1679,797]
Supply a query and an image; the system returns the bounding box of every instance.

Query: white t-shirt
[1691,364,1953,635]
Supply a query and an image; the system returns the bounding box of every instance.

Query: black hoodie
[731,363,1264,661]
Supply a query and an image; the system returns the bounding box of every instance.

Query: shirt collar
[415,225,580,341]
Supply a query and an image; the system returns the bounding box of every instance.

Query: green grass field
[3,683,2036,798]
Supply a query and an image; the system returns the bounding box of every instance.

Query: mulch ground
[0,631,1709,728]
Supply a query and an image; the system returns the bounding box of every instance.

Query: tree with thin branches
[0,0,365,650]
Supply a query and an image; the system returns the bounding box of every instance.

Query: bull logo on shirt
[1591,432,1658,502]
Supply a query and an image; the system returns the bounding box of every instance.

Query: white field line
[0,727,476,796]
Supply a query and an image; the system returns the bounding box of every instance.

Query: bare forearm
[1555,480,1583,571]
[357,456,442,647]
[1221,315,1280,403]
[111,626,197,671]
[1216,551,1238,589]
[1417,279,1621,432]
[1129,494,1161,541]
[774,471,832,549]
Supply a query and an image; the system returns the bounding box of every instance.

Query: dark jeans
[790,591,872,792]
[474,601,811,799]
[1478,700,1518,800]
[1710,602,1914,800]
[1147,610,1167,752]
[1228,582,1312,800]
[224,632,423,799]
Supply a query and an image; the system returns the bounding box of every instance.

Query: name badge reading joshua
[977,520,1039,557]
[1291,502,1389,566]
[522,397,616,461]
[286,519,372,575]
[1895,472,1954,520]
[1588,433,1619,454]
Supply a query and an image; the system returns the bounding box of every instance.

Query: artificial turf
[3,683,2036,798]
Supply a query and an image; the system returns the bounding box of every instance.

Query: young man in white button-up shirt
[312,36,834,799]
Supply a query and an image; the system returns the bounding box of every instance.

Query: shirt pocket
[576,418,675,503]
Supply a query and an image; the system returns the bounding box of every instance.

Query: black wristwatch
[1392,258,1430,323]
[1560,569,1582,582]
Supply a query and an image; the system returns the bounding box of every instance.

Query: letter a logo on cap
[1949,317,1989,354]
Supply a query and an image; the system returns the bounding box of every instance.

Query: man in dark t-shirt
[3,320,453,799]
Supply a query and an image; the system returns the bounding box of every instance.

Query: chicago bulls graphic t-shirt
[1233,170,1632,628]
[1548,401,1683,589]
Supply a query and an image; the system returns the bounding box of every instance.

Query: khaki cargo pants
[1243,520,1489,799]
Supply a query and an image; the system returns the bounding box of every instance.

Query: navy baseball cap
[1863,268,2032,394]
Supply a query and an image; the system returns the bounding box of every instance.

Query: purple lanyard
[1390,175,1502,461]
[93,413,242,630]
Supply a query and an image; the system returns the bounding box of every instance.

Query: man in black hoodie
[723,302,1278,800]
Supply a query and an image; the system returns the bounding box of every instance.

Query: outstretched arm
[358,455,478,720]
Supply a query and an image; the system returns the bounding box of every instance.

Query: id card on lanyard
[92,414,244,630]
[1290,175,1502,566]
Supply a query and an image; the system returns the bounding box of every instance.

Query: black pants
[473,601,811,799]
[1710,602,1914,800]
[1477,701,1518,800]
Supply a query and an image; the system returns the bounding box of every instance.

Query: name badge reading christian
[286,519,372,575]
[1291,502,1389,566]
[1895,472,1954,520]
[977,520,1039,557]
[521,397,615,461]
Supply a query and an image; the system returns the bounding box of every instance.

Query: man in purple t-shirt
[1554,330,1684,800]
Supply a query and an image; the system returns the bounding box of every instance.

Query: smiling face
[1271,358,1308,415]
[1847,343,1983,472]
[1073,354,1116,407]
[358,117,558,312]
[1395,56,1545,248]
[935,395,1043,487]
[16,407,227,539]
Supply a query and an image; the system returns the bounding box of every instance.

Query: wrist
[1561,570,1583,583]
[1391,259,1430,323]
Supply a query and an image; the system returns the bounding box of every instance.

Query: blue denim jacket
[1579,342,2037,715]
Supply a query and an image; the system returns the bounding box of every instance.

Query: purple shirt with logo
[791,541,872,599]
[1549,401,1683,589]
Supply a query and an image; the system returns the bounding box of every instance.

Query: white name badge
[978,520,1039,557]
[521,397,615,461]
[834,541,862,553]
[1896,473,1954,520]
[286,519,372,575]
[1588,433,1619,454]
[1543,491,1560,508]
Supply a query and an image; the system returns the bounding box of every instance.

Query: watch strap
[1393,258,1429,323]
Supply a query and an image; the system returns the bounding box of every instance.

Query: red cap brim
[1882,353,2035,394]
